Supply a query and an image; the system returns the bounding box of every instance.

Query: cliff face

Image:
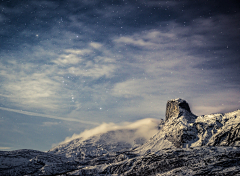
[165,98,193,121]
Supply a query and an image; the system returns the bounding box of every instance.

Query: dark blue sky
[0,0,240,151]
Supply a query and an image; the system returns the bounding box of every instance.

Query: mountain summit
[165,98,193,121]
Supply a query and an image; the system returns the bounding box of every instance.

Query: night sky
[0,0,240,151]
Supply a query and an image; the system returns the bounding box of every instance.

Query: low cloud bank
[59,118,160,145]
[0,147,11,150]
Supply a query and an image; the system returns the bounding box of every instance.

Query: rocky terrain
[1,98,240,175]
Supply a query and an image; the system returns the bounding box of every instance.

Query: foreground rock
[70,146,240,175]
[0,149,79,175]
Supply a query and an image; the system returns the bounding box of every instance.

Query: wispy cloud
[52,49,91,66]
[0,147,11,150]
[0,107,100,125]
[42,122,60,126]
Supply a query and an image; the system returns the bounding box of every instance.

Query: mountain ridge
[1,98,240,175]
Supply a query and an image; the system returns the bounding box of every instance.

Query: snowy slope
[67,146,240,175]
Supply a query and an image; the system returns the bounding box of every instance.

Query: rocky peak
[165,98,192,121]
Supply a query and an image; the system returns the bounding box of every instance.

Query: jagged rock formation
[206,111,240,147]
[1,98,240,175]
[208,123,240,146]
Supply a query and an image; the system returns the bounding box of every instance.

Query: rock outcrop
[165,98,193,121]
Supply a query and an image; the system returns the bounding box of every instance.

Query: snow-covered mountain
[1,98,240,175]
[135,98,240,154]
[48,118,160,160]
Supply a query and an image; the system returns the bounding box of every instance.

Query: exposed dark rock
[208,123,240,146]
[165,98,192,121]
[100,147,240,176]
[166,128,198,148]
